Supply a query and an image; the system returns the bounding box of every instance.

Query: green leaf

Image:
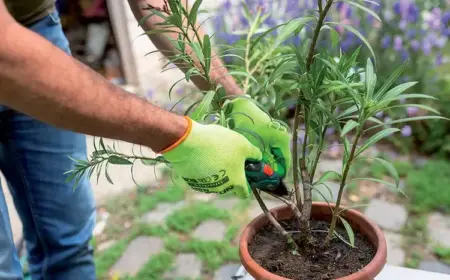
[108,155,133,165]
[315,171,342,185]
[188,0,202,25]
[396,93,437,101]
[190,90,216,121]
[203,34,211,73]
[356,128,400,156]
[381,82,418,101]
[366,116,449,131]
[365,58,376,99]
[322,25,340,48]
[275,17,315,47]
[339,216,355,247]
[185,68,199,82]
[347,178,407,197]
[341,120,360,137]
[105,165,113,185]
[226,71,258,84]
[190,41,204,64]
[334,231,355,248]
[338,204,371,214]
[358,157,399,187]
[375,61,408,99]
[341,0,381,22]
[250,23,287,53]
[141,156,168,166]
[327,22,376,64]
[167,0,180,15]
[184,100,202,116]
[336,105,359,119]
[387,104,440,115]
[99,138,107,152]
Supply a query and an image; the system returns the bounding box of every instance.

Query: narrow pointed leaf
[341,120,360,136]
[188,0,203,25]
[376,61,408,99]
[342,0,381,22]
[190,42,204,63]
[108,155,133,165]
[327,22,376,63]
[275,17,315,47]
[382,82,418,101]
[334,231,355,248]
[356,128,400,156]
[203,34,211,73]
[365,116,449,131]
[190,90,216,121]
[338,204,371,214]
[339,216,355,247]
[105,165,113,185]
[365,58,376,99]
[357,157,399,187]
[226,71,258,83]
[347,178,407,197]
[396,93,437,101]
[315,171,342,185]
[387,104,440,115]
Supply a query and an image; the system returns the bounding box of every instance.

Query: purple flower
[394,36,403,51]
[435,37,447,48]
[422,40,432,55]
[326,127,335,136]
[443,11,450,25]
[407,106,419,116]
[410,40,420,51]
[382,35,391,48]
[436,53,444,66]
[384,117,392,124]
[406,29,416,39]
[376,111,384,118]
[401,125,412,137]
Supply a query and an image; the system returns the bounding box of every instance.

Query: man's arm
[0,1,187,152]
[127,0,244,95]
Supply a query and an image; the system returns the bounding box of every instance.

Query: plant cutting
[67,0,447,279]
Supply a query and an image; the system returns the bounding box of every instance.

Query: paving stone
[193,220,227,241]
[248,199,285,219]
[384,232,405,266]
[165,253,202,279]
[312,181,340,203]
[427,212,450,247]
[141,201,185,224]
[110,236,163,277]
[364,199,407,232]
[419,261,450,274]
[192,192,217,201]
[214,263,241,280]
[97,239,117,252]
[213,198,239,210]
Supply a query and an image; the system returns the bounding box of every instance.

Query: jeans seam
[6,137,50,280]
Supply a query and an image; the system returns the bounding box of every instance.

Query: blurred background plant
[213,0,450,157]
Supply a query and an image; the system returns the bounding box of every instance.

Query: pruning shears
[245,161,289,196]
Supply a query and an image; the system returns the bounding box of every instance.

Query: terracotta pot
[239,202,387,280]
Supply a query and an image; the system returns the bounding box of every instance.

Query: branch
[252,188,299,249]
[264,191,303,226]
[325,129,362,245]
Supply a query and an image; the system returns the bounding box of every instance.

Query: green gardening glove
[161,117,262,198]
[229,97,291,178]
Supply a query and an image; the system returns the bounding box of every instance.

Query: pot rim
[239,202,387,280]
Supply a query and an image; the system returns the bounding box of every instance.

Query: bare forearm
[0,22,187,152]
[127,0,243,95]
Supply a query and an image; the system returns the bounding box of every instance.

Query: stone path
[193,220,227,241]
[110,236,164,277]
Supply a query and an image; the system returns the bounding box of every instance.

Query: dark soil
[249,219,376,280]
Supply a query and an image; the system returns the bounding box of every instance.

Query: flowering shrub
[214,0,450,155]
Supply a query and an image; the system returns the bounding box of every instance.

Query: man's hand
[162,117,262,198]
[229,98,292,178]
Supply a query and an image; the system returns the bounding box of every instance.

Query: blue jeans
[0,12,96,280]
